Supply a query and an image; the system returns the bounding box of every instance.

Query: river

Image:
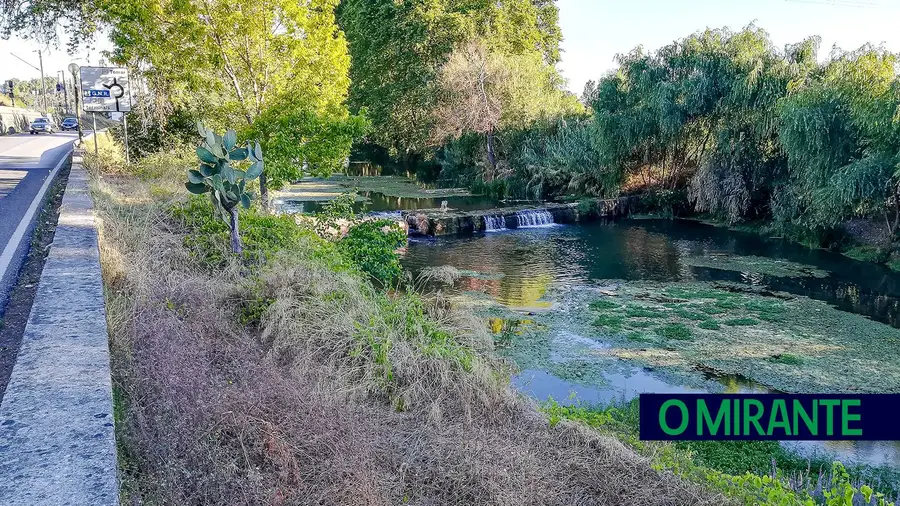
[401,218,900,469]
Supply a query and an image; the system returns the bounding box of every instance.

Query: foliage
[103,0,363,205]
[545,399,897,506]
[338,0,567,165]
[184,123,264,254]
[337,220,407,287]
[170,196,329,268]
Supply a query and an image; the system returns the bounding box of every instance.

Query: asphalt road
[0,132,79,315]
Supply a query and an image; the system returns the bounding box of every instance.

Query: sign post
[68,64,83,145]
[79,66,133,161]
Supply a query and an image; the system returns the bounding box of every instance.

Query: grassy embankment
[83,133,724,505]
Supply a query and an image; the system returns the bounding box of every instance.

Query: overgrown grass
[544,399,899,505]
[87,135,723,505]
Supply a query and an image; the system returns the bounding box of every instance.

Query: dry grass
[87,140,726,505]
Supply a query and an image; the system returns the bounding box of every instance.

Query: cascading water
[515,209,555,228]
[484,215,507,232]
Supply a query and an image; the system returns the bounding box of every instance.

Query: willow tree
[778,47,900,238]
[104,0,364,207]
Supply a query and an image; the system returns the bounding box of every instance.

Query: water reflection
[402,218,900,468]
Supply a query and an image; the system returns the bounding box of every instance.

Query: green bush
[338,219,407,287]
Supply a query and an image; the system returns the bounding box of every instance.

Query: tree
[338,0,565,166]
[431,40,580,175]
[104,0,363,207]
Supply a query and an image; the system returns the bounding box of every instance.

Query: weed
[625,305,667,318]
[697,320,721,330]
[626,332,655,343]
[656,323,693,341]
[674,308,709,321]
[593,314,625,330]
[723,318,760,326]
[589,299,619,311]
[768,354,804,365]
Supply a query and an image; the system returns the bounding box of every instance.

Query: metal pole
[123,113,130,164]
[92,112,98,156]
[70,66,83,144]
[37,50,46,113]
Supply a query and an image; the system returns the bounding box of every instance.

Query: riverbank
[633,211,900,273]
[403,219,900,504]
[85,134,727,504]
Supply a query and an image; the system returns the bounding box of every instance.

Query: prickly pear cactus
[186,122,264,254]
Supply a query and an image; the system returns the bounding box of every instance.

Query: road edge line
[0,148,72,285]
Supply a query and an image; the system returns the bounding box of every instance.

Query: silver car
[29,117,54,134]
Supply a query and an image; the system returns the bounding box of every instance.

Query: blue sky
[557,0,900,92]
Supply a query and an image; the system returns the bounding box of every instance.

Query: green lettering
[743,399,765,436]
[820,399,841,436]
[767,399,791,436]
[793,399,817,436]
[698,399,730,436]
[841,400,862,437]
[660,400,689,436]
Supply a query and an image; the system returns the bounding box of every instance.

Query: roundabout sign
[79,66,132,112]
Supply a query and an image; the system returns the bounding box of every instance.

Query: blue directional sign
[88,89,111,98]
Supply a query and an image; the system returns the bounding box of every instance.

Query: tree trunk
[229,206,243,255]
[486,131,497,171]
[259,172,270,213]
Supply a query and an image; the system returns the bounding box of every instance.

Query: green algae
[681,253,830,278]
[656,323,694,340]
[580,281,900,394]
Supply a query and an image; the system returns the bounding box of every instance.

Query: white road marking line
[0,149,72,284]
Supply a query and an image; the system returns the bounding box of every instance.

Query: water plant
[656,323,693,340]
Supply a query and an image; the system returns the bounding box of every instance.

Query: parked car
[60,117,78,131]
[29,117,55,134]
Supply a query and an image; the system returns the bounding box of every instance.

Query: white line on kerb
[0,149,73,285]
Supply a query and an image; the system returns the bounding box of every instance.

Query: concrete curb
[0,149,119,505]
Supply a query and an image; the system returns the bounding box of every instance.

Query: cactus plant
[185,122,264,254]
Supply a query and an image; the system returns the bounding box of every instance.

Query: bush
[337,219,406,287]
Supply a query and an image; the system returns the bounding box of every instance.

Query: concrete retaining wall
[0,150,119,505]
[402,196,634,236]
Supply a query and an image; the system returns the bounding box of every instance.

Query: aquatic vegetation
[589,299,619,311]
[697,320,721,330]
[674,308,710,321]
[768,354,803,366]
[578,281,900,393]
[723,318,760,327]
[625,305,667,318]
[682,254,830,279]
[626,332,655,343]
[592,313,625,330]
[656,323,693,341]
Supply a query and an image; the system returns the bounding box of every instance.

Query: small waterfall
[484,215,507,232]
[515,209,555,228]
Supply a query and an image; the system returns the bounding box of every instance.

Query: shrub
[338,219,407,287]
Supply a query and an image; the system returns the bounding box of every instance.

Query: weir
[402,197,634,236]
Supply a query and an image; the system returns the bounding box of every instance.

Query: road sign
[79,66,132,112]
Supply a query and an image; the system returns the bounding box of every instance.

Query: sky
[1,0,899,94]
[0,33,112,86]
[557,0,900,93]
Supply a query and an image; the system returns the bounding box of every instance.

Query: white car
[29,117,55,134]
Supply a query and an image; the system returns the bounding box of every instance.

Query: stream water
[401,218,900,469]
